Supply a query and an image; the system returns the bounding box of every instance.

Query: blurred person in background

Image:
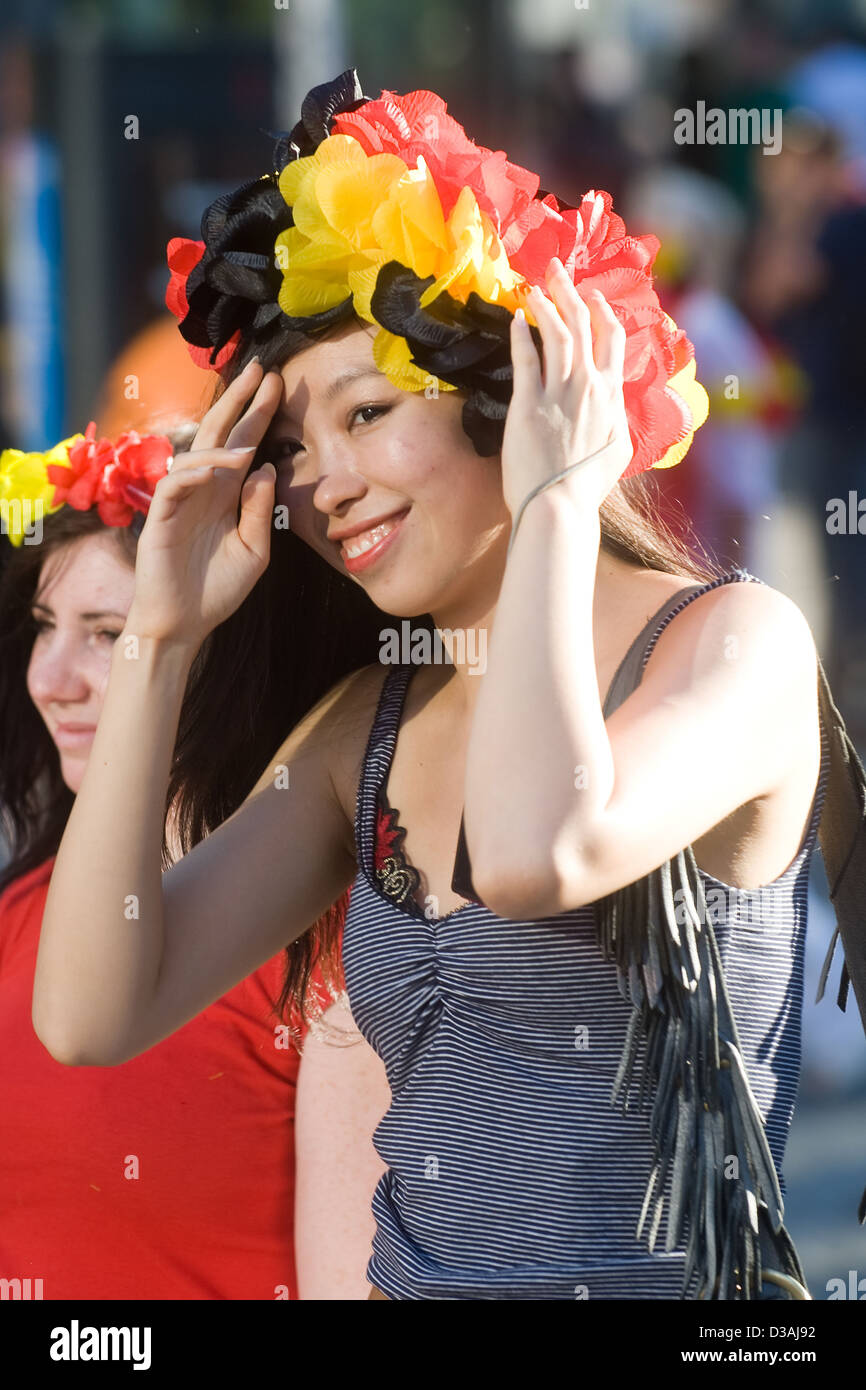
[0,424,389,1299]
[627,165,812,610]
[533,45,634,209]
[742,108,866,747]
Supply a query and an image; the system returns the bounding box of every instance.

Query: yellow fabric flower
[273,132,706,464]
[276,135,528,394]
[276,136,407,317]
[0,436,81,546]
[653,359,710,471]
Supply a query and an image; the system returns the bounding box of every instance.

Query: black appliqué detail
[373,786,485,916]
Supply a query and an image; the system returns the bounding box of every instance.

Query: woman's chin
[58,752,89,795]
[361,581,443,621]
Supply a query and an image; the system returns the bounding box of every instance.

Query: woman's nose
[311,449,368,512]
[29,634,93,705]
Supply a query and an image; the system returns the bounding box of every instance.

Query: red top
[0,857,347,1301]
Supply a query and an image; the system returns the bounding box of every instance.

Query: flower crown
[166,69,708,475]
[0,423,172,546]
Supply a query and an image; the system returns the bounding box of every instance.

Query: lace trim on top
[373,784,425,917]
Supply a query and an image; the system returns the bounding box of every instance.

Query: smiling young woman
[30,71,843,1301]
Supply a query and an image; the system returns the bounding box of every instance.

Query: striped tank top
[341,568,831,1299]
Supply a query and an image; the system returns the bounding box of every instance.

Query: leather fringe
[594,844,809,1298]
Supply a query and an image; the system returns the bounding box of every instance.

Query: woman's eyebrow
[324,367,386,402]
[31,601,126,621]
[269,367,388,435]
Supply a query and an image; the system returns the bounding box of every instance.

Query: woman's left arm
[464,258,819,918]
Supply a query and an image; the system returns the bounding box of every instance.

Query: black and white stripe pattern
[341,570,830,1299]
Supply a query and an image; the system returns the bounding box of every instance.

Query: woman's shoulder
[640,570,820,782]
[660,571,815,665]
[319,661,390,742]
[630,566,817,673]
[316,661,391,831]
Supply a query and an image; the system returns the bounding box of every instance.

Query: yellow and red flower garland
[0,423,172,546]
[167,81,709,477]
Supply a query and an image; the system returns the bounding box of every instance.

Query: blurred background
[1,0,865,1297]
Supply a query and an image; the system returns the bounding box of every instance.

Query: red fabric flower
[507,190,696,475]
[165,237,240,372]
[97,431,173,526]
[46,422,110,510]
[47,423,172,527]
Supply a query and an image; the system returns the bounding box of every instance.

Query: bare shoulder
[645,575,817,682]
[245,661,386,862]
[311,661,390,855]
[641,574,820,799]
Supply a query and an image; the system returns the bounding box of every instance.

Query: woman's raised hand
[126,360,282,649]
[502,257,633,519]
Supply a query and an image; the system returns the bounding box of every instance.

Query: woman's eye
[31,619,51,634]
[273,439,304,460]
[351,403,389,426]
[270,404,390,464]
[97,630,122,643]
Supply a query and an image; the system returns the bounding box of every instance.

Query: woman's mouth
[339,509,410,574]
[53,723,97,750]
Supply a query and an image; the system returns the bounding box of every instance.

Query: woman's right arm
[32,360,361,1066]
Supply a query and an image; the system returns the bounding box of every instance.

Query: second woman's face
[265,319,511,617]
[26,535,134,795]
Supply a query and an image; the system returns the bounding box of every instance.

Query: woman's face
[265,318,511,618]
[26,534,135,794]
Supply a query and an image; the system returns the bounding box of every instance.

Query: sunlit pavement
[784,1089,866,1299]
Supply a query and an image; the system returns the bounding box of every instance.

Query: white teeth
[343,517,400,559]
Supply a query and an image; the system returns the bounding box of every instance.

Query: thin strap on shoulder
[354,664,413,877]
[603,567,762,719]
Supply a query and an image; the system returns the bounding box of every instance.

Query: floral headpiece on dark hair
[166,69,707,469]
[0,423,172,546]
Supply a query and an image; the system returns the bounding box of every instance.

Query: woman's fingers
[162,446,257,488]
[510,306,542,402]
[527,282,573,386]
[544,258,595,381]
[190,358,264,452]
[236,461,276,563]
[585,287,626,382]
[224,370,284,451]
[149,446,256,518]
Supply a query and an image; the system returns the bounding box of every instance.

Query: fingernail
[513,308,525,325]
[229,445,257,453]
